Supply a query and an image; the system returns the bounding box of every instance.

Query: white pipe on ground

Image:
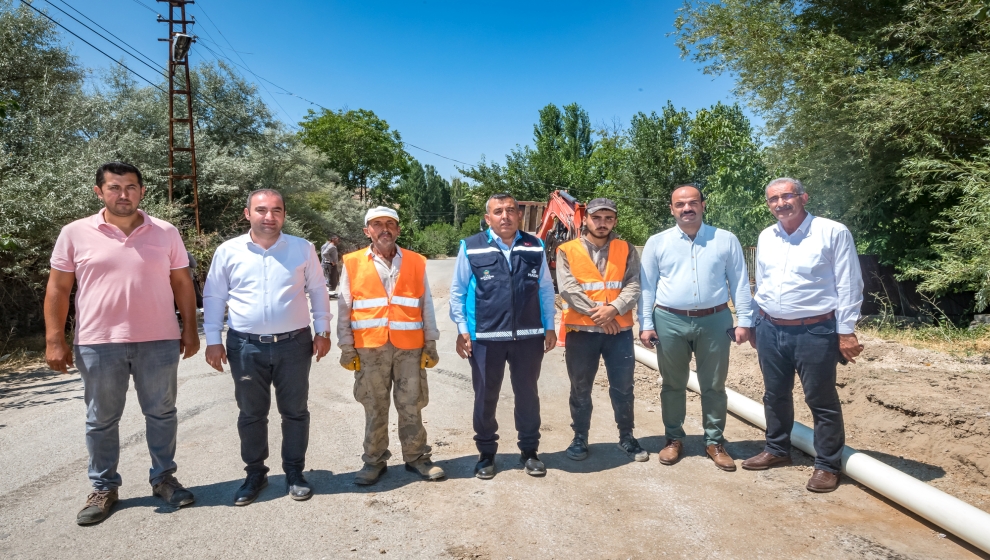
[633,344,990,554]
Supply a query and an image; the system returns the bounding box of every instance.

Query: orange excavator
[517,190,586,283]
[517,190,586,346]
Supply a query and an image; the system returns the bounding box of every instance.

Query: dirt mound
[625,333,990,509]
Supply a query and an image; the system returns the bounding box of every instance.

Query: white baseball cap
[364,206,400,225]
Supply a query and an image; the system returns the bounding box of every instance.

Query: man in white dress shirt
[203,189,332,505]
[639,185,754,471]
[741,178,864,493]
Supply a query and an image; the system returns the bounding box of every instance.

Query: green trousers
[654,307,733,446]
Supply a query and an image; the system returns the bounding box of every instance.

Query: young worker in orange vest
[556,198,648,462]
[337,207,444,486]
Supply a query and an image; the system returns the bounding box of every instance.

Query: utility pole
[157,0,201,234]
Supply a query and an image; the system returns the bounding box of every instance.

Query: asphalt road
[0,259,981,559]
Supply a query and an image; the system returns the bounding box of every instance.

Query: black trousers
[564,329,636,437]
[468,337,545,454]
[226,329,312,475]
[755,316,845,473]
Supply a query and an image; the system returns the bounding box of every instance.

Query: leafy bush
[407,223,460,258]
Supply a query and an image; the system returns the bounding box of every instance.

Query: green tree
[298,107,408,202]
[674,0,990,265]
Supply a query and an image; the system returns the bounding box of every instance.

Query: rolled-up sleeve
[422,270,439,341]
[448,241,472,335]
[725,235,754,327]
[304,243,333,334]
[203,246,230,346]
[336,267,354,346]
[638,236,660,331]
[833,228,864,334]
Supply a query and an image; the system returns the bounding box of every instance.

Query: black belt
[228,327,309,344]
[656,302,729,318]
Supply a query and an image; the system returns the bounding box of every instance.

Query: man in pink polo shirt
[44,162,200,526]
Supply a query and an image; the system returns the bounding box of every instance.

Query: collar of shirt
[675,222,712,242]
[364,245,402,265]
[774,212,814,241]
[90,208,152,235]
[244,232,287,252]
[486,228,522,249]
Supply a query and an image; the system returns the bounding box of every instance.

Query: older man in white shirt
[639,185,754,472]
[203,189,332,506]
[741,177,864,494]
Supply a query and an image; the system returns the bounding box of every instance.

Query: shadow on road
[0,368,82,410]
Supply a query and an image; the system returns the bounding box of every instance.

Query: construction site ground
[1,259,987,559]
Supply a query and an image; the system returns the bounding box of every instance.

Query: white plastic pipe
[633,345,990,553]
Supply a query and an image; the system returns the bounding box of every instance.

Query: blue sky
[57,0,746,179]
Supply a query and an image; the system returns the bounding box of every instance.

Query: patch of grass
[0,331,49,375]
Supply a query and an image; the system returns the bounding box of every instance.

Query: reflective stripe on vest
[558,238,634,328]
[342,249,427,349]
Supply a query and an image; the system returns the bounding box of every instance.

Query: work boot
[566,433,589,461]
[286,471,313,501]
[520,450,546,477]
[706,444,737,472]
[152,474,195,507]
[234,472,268,506]
[618,434,649,462]
[405,457,446,481]
[353,462,387,486]
[741,451,793,471]
[806,469,840,493]
[657,439,684,465]
[76,489,118,525]
[474,453,496,480]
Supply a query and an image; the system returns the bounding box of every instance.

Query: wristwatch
[315,331,331,339]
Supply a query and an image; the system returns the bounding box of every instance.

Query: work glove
[420,340,439,369]
[339,344,360,371]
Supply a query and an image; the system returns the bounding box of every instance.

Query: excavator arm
[535,190,585,279]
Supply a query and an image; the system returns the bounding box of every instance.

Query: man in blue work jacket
[450,193,558,480]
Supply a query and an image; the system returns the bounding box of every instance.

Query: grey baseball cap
[586,197,617,215]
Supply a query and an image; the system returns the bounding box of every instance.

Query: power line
[51,0,162,72]
[194,0,295,127]
[42,0,166,78]
[128,0,158,14]
[21,0,167,93]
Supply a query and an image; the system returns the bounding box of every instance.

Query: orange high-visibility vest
[559,238,634,328]
[343,249,427,350]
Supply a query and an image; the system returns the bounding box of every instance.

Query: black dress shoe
[474,453,496,480]
[286,471,312,501]
[234,472,268,506]
[520,450,546,477]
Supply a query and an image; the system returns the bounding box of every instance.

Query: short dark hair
[671,184,706,202]
[245,188,285,210]
[96,162,143,187]
[485,193,517,214]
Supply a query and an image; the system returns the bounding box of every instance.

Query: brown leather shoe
[806,469,840,493]
[741,451,793,471]
[657,439,683,465]
[706,444,737,472]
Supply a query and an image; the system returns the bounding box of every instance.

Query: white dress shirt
[754,213,863,334]
[203,233,333,345]
[638,223,754,330]
[335,247,440,346]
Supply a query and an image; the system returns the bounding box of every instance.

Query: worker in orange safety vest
[556,197,647,463]
[337,206,444,486]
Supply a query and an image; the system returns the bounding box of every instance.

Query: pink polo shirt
[50,209,190,345]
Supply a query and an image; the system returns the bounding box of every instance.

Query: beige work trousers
[353,342,431,464]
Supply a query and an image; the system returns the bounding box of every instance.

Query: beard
[104,199,139,218]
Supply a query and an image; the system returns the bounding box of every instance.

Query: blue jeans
[75,340,181,491]
[564,329,636,437]
[755,315,845,473]
[226,329,312,475]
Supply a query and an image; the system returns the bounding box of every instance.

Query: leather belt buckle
[258,334,276,343]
